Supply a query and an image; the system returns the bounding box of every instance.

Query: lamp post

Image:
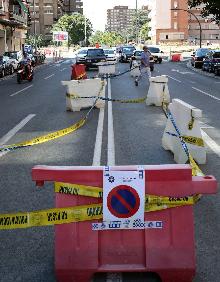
[33,0,37,51]
[135,0,138,44]
[84,16,87,47]
[171,8,202,48]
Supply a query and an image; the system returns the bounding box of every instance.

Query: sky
[83,0,149,32]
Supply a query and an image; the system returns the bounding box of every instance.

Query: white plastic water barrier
[97,62,116,75]
[62,78,106,112]
[162,99,206,164]
[146,75,170,107]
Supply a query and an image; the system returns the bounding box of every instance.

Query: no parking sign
[103,167,145,223]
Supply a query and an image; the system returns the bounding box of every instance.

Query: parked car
[202,50,220,73]
[4,51,23,62]
[119,46,136,63]
[214,63,220,76]
[103,49,117,62]
[0,56,15,77]
[191,48,210,68]
[4,52,19,70]
[130,49,154,71]
[83,48,106,69]
[76,48,88,64]
[148,46,163,63]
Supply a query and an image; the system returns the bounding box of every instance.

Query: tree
[52,13,93,45]
[139,23,150,42]
[25,34,44,48]
[129,9,150,42]
[188,0,220,23]
[89,31,124,46]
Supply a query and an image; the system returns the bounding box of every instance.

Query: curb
[186,61,220,80]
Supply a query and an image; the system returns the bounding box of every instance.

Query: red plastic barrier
[172,54,181,62]
[32,165,217,282]
[71,64,87,80]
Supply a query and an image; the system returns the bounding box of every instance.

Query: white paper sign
[103,167,145,223]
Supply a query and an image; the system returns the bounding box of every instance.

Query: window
[166,35,169,39]
[173,1,178,8]
[174,11,178,17]
[174,22,178,29]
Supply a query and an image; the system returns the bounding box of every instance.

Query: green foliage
[89,31,124,46]
[25,34,44,47]
[188,0,220,23]
[52,13,93,45]
[139,23,150,41]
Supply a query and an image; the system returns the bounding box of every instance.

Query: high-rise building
[0,0,31,54]
[28,0,64,42]
[148,0,220,44]
[28,0,83,42]
[106,6,135,33]
[106,5,149,34]
[63,0,83,15]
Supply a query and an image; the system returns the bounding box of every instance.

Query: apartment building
[148,0,220,44]
[28,0,63,41]
[0,0,31,54]
[63,0,83,15]
[106,6,135,33]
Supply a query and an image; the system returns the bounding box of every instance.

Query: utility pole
[33,0,37,51]
[135,0,138,44]
[84,16,87,46]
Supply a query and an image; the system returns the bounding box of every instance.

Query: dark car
[119,46,136,63]
[84,48,106,69]
[214,63,220,76]
[0,56,14,77]
[191,48,210,68]
[202,50,220,73]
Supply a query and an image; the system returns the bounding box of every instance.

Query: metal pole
[84,16,87,46]
[135,0,138,43]
[33,0,37,51]
[171,8,202,48]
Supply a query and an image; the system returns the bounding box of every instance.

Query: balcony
[9,5,28,25]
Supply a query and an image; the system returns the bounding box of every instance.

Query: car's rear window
[213,52,220,58]
[87,49,105,56]
[104,50,114,54]
[196,49,209,56]
[134,51,143,56]
[123,47,135,53]
[78,49,88,54]
[148,47,160,53]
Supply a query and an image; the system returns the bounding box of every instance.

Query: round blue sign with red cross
[107,185,140,218]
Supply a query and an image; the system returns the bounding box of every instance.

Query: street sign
[107,185,140,218]
[53,31,68,42]
[103,168,145,223]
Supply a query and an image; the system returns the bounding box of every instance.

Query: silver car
[104,49,117,62]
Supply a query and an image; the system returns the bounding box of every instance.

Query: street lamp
[135,0,138,43]
[171,8,202,48]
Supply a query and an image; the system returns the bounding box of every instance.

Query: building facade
[0,0,30,54]
[63,0,83,15]
[148,0,220,44]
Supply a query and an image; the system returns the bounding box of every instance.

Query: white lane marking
[201,130,220,157]
[107,77,115,166]
[171,69,193,75]
[10,84,33,97]
[44,74,55,80]
[167,75,181,83]
[93,108,105,166]
[192,87,220,101]
[0,114,36,158]
[60,68,67,72]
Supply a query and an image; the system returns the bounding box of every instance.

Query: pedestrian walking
[135,46,151,86]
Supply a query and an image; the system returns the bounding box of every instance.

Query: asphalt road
[0,59,219,282]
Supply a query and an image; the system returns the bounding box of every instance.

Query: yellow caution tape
[0,118,86,153]
[189,154,205,177]
[76,72,86,79]
[0,196,199,230]
[55,182,199,206]
[182,136,204,147]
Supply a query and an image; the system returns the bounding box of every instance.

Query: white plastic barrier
[97,62,116,75]
[162,99,206,164]
[146,75,170,106]
[62,78,106,112]
[130,60,141,77]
